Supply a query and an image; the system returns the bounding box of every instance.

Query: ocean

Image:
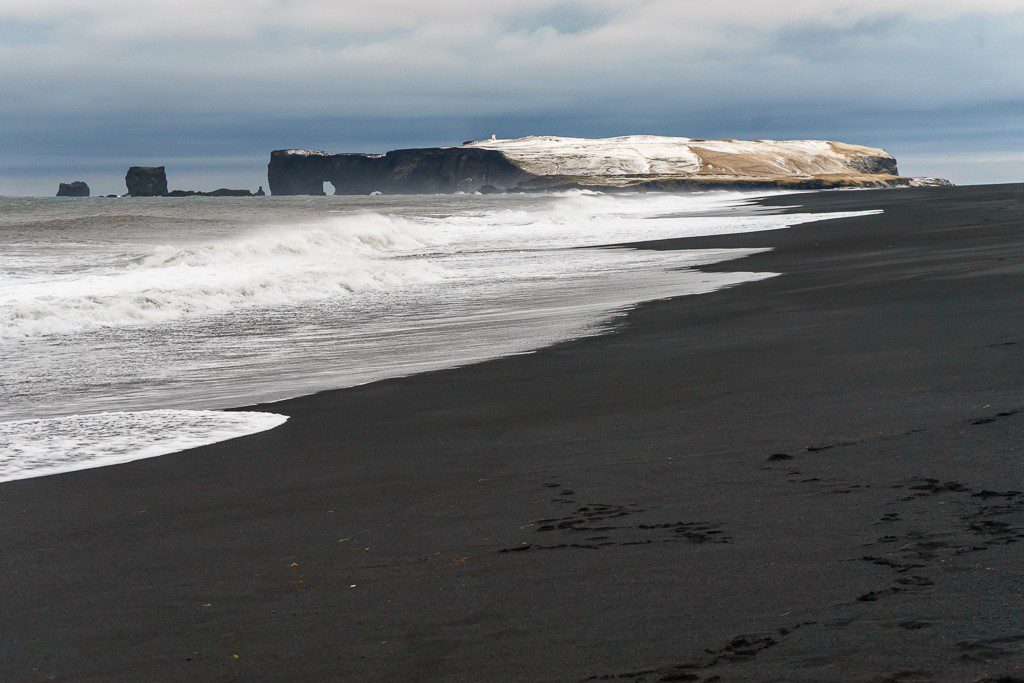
[0,190,874,481]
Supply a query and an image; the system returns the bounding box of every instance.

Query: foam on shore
[0,410,287,483]
[0,191,883,482]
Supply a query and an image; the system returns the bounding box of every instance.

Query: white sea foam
[0,192,874,340]
[0,191,884,482]
[0,214,446,338]
[0,410,287,482]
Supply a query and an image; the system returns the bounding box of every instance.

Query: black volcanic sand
[3,184,1024,681]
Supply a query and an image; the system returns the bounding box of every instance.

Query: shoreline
[2,183,1023,680]
[0,189,806,425]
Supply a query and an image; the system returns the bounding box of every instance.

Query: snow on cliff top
[464,135,894,178]
[278,149,330,156]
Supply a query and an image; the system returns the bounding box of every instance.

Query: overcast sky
[1,0,1022,195]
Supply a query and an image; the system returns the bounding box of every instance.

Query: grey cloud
[0,1,1021,194]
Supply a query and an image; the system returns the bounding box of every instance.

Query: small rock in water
[56,181,90,197]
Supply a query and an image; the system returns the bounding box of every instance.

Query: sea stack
[125,166,168,197]
[56,181,90,197]
[267,135,950,195]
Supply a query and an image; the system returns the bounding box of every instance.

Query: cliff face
[267,136,945,195]
[268,147,532,195]
[125,167,168,196]
[57,181,90,197]
[468,137,900,178]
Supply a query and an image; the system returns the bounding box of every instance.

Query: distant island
[50,135,951,198]
[267,135,951,195]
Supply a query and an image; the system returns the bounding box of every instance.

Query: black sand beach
[2,183,1023,681]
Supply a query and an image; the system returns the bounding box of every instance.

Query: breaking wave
[0,191,874,340]
[0,190,886,480]
[0,213,447,338]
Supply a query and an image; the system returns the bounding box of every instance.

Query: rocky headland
[267,147,529,195]
[267,135,950,195]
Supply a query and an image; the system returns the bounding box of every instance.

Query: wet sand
[2,183,1023,681]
